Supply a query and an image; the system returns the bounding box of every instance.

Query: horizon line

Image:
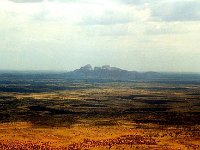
[0,69,200,75]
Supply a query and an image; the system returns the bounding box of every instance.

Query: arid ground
[0,74,200,149]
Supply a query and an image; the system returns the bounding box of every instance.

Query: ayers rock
[65,64,160,81]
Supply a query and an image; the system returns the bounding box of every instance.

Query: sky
[0,0,200,72]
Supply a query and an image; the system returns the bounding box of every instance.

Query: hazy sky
[0,0,200,72]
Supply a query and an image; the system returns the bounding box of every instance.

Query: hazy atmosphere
[0,0,200,72]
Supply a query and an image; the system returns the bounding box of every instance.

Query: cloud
[117,0,200,22]
[80,2,151,25]
[81,11,133,26]
[9,0,43,3]
[9,0,92,3]
[145,22,190,35]
[83,24,132,37]
[117,0,152,5]
[151,0,200,21]
[48,0,83,2]
[1,0,200,72]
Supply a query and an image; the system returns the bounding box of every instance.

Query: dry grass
[0,121,199,149]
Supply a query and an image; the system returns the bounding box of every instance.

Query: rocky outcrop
[66,65,160,81]
[80,64,93,71]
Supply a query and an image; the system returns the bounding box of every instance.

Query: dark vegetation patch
[28,106,76,115]
[196,102,200,106]
[117,95,164,100]
[70,104,107,108]
[0,113,11,123]
[141,100,168,105]
[0,85,92,93]
[83,99,102,102]
[140,100,180,105]
[0,74,97,93]
[124,107,170,113]
[27,114,77,127]
[187,93,200,96]
[135,87,189,91]
[94,120,117,126]
[134,112,200,125]
[0,96,14,99]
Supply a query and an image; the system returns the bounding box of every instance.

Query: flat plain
[0,73,200,149]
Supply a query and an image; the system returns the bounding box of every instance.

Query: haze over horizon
[0,0,200,72]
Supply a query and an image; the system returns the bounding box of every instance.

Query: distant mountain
[65,64,161,81]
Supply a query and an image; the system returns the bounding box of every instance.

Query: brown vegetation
[68,135,156,150]
[0,140,64,150]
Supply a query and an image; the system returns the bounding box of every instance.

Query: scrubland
[0,77,200,149]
